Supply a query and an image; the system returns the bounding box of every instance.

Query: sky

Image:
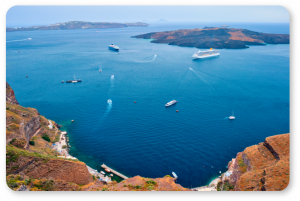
[6,6,289,27]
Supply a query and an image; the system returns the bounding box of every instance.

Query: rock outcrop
[6,82,18,105]
[132,27,289,49]
[219,133,289,191]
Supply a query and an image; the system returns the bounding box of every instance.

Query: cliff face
[6,82,19,105]
[132,27,289,49]
[6,146,93,185]
[221,133,289,191]
[81,175,189,191]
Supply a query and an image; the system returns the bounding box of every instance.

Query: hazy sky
[6,6,289,27]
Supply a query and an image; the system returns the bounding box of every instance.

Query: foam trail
[6,39,28,43]
[189,68,214,90]
[103,99,112,118]
[192,68,256,95]
[135,54,157,63]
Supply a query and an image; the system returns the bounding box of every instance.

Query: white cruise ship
[192,48,220,59]
[165,100,178,107]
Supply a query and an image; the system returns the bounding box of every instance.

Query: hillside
[132,27,289,49]
[6,21,148,32]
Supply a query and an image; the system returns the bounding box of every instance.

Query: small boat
[107,99,112,104]
[66,75,81,83]
[99,69,102,72]
[71,120,74,122]
[111,75,114,79]
[105,168,111,172]
[100,171,105,175]
[165,100,178,107]
[229,111,235,120]
[110,174,113,177]
[172,172,178,179]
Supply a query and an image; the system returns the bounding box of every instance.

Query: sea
[6,22,289,188]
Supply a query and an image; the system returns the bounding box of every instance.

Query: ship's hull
[109,47,119,51]
[165,101,178,107]
[192,53,220,59]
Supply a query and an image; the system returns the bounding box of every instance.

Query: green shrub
[10,138,16,144]
[29,141,35,146]
[146,179,157,185]
[135,185,141,189]
[147,185,154,190]
[62,145,67,149]
[42,134,51,142]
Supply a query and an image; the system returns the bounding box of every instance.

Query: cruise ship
[192,48,220,59]
[108,44,119,51]
[165,100,178,107]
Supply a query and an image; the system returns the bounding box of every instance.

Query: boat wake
[6,39,29,43]
[103,99,112,118]
[134,54,157,63]
[189,67,214,90]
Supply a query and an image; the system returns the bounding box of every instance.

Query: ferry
[165,100,178,107]
[66,75,81,83]
[192,48,220,59]
[109,44,119,51]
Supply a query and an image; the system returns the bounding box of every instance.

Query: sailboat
[229,111,235,120]
[66,75,81,83]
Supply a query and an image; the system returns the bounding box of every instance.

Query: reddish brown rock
[225,133,289,191]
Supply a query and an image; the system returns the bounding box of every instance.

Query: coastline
[52,131,112,182]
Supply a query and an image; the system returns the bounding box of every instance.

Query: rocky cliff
[6,82,18,105]
[132,27,289,49]
[217,133,289,191]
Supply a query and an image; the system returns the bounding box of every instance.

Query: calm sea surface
[6,22,289,188]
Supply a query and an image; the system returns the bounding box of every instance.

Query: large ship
[108,44,119,51]
[165,100,178,107]
[192,48,220,59]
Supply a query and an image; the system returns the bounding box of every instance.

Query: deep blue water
[6,23,289,188]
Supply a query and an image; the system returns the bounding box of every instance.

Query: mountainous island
[132,27,289,49]
[6,83,289,191]
[6,21,148,32]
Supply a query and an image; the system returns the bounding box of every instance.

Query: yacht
[165,100,178,107]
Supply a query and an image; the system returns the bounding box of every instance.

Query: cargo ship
[109,44,119,51]
[192,48,220,59]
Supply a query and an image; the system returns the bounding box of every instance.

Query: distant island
[6,21,149,32]
[132,27,289,49]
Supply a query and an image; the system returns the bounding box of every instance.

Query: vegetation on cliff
[132,27,289,49]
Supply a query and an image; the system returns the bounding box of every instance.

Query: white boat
[100,171,105,175]
[107,99,112,104]
[165,100,178,107]
[229,111,235,120]
[111,75,114,79]
[172,172,178,179]
[192,48,220,59]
